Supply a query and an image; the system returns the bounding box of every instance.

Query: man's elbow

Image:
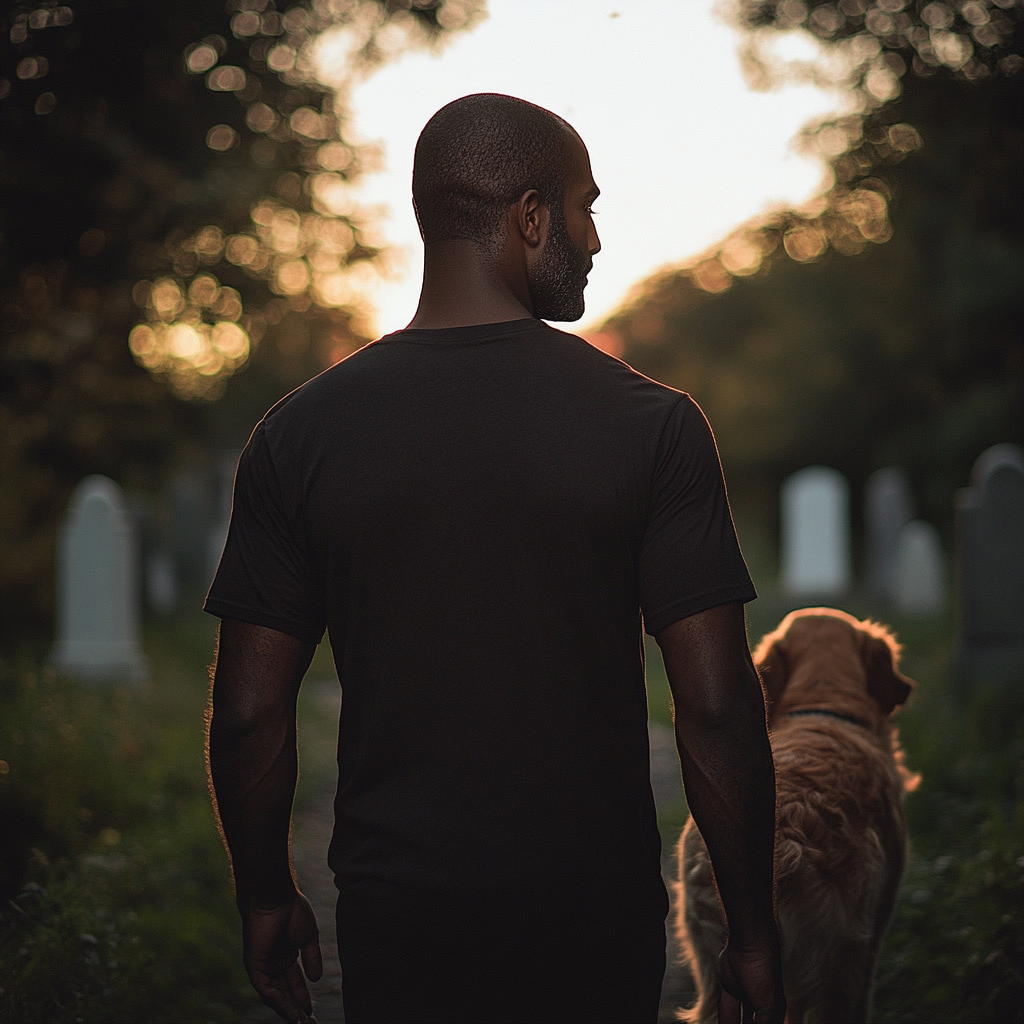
[209,698,284,745]
[674,666,767,733]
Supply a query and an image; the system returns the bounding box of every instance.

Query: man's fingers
[252,962,315,1024]
[718,943,786,1024]
[301,935,324,982]
[285,959,315,1014]
[718,985,742,1024]
[718,950,753,1024]
[253,975,308,1023]
[243,893,322,1020]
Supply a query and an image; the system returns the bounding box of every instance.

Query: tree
[0,0,483,631]
[600,0,1022,544]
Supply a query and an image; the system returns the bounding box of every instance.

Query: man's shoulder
[546,325,695,419]
[257,321,694,434]
[259,338,393,424]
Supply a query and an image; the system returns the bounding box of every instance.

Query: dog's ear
[863,633,914,715]
[755,637,789,711]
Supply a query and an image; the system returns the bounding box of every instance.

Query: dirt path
[290,779,347,1022]
[251,685,695,1023]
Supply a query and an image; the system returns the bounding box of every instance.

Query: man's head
[412,94,600,321]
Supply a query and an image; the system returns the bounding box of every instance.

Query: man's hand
[657,603,785,1024]
[243,892,324,1024]
[718,941,786,1024]
[207,619,320,1021]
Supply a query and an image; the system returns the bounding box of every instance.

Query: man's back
[207,317,754,892]
[206,93,783,1024]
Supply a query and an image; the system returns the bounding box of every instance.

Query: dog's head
[753,608,914,724]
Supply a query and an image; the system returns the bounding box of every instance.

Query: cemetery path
[248,685,694,1024]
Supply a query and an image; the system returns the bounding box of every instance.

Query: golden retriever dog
[676,608,919,1024]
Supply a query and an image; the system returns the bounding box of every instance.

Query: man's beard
[528,202,591,322]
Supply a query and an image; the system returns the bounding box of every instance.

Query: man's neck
[406,239,534,330]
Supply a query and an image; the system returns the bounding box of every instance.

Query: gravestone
[892,520,946,618]
[170,473,211,586]
[207,451,240,580]
[955,443,1024,686]
[145,548,178,615]
[781,467,851,596]
[52,475,147,683]
[865,467,915,603]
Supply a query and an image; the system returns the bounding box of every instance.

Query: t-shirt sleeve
[203,423,326,644]
[639,396,756,636]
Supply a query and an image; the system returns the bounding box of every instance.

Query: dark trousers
[336,878,668,1023]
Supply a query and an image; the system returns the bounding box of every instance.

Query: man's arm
[207,617,322,1024]
[657,601,785,1024]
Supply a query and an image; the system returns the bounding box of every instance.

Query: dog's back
[676,609,918,1024]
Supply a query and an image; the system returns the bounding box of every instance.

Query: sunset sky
[317,0,847,337]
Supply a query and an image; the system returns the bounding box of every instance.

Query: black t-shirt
[205,318,755,892]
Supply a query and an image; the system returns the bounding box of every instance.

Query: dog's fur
[676,608,919,1024]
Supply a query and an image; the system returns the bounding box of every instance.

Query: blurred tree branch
[603,0,1022,540]
[668,0,1024,288]
[0,0,484,630]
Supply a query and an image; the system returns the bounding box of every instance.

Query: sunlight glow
[317,0,852,336]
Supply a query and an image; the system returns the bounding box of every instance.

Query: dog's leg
[676,822,726,1024]
[815,947,875,1024]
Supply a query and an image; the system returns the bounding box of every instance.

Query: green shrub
[875,814,1024,1024]
[3,604,1021,1022]
[0,618,255,1023]
[873,656,1024,1024]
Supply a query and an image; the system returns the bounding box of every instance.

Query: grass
[0,608,254,1024]
[871,620,1023,1024]
[2,585,1020,1022]
[0,603,344,1024]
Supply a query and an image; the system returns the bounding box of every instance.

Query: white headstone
[52,475,147,683]
[955,443,1024,684]
[865,467,915,602]
[893,520,946,618]
[781,466,851,596]
[145,549,178,616]
[170,473,210,585]
[206,451,239,580]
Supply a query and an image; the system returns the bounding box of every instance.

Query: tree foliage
[0,0,482,630]
[601,0,1023,541]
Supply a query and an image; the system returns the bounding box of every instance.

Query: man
[206,94,783,1024]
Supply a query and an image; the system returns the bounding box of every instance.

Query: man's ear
[514,189,547,249]
[411,197,425,243]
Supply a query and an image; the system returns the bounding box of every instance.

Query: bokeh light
[128,273,251,400]
[185,43,220,74]
[107,0,481,398]
[206,124,239,151]
[207,65,247,91]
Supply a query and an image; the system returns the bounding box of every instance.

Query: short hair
[412,94,577,248]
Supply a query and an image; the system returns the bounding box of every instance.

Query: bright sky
[319,0,842,337]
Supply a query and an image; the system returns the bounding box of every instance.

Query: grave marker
[170,473,210,586]
[781,466,851,596]
[865,467,915,603]
[52,475,147,683]
[145,548,178,616]
[955,443,1024,685]
[207,451,239,581]
[893,520,946,618]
